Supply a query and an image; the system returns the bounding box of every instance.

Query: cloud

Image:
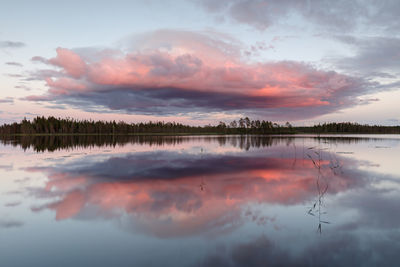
[14,84,31,91]
[195,0,400,32]
[25,30,376,120]
[336,187,400,230]
[328,36,400,82]
[193,1,400,101]
[325,35,400,92]
[200,232,400,267]
[47,47,87,78]
[5,62,23,67]
[5,73,24,78]
[20,136,400,265]
[44,104,67,110]
[0,163,13,171]
[31,56,48,63]
[0,40,25,48]
[26,145,370,236]
[201,235,293,267]
[0,98,14,104]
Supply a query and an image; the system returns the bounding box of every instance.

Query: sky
[1,0,400,126]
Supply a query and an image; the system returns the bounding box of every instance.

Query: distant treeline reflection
[0,134,386,152]
[0,135,275,152]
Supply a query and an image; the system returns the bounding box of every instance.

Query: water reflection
[26,143,371,236]
[0,134,389,152]
[1,135,400,266]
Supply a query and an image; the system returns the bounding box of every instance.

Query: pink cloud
[26,30,372,120]
[48,47,87,78]
[46,77,86,94]
[28,148,363,237]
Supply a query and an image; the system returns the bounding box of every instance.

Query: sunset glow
[1,1,399,125]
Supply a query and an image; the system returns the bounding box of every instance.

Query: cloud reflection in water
[13,135,400,266]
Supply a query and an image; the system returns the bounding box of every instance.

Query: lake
[1,135,400,266]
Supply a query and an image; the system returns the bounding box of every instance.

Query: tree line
[0,116,287,135]
[297,122,400,134]
[0,116,399,135]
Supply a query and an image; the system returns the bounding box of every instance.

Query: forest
[0,116,399,135]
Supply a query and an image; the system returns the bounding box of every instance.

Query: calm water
[1,135,400,267]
